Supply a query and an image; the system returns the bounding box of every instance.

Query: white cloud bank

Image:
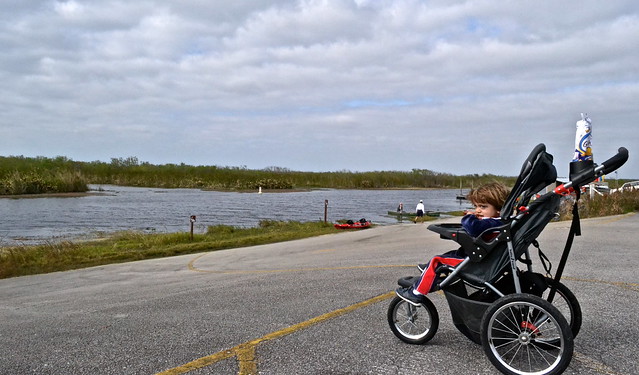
[1,0,638,178]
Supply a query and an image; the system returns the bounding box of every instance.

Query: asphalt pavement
[1,213,637,374]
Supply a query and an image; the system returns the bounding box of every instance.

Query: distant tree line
[0,155,520,195]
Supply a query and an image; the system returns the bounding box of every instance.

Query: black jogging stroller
[387,143,629,375]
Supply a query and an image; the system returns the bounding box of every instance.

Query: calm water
[0,185,472,246]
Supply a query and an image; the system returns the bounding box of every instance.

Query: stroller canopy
[463,144,560,285]
[501,143,557,221]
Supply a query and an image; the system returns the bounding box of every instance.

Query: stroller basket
[443,282,491,343]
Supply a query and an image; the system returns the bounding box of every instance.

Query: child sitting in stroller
[396,182,510,304]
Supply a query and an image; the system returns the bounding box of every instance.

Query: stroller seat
[428,143,560,291]
[428,222,510,263]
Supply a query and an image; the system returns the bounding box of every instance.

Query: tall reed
[559,189,639,220]
[0,170,88,195]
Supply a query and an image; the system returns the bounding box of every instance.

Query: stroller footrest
[397,276,419,288]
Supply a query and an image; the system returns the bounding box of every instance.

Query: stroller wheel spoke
[530,342,556,366]
[495,339,521,355]
[492,316,521,336]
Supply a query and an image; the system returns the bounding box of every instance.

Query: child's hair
[466,182,510,211]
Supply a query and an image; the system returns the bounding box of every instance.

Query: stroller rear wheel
[387,296,439,345]
[518,272,582,339]
[542,277,582,339]
[480,294,573,375]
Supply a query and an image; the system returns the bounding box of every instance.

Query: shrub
[559,189,639,220]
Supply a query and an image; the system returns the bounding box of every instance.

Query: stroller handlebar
[600,147,629,176]
[564,146,628,189]
[513,146,630,220]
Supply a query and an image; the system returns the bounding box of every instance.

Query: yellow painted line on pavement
[574,351,626,375]
[187,253,413,274]
[312,248,338,253]
[155,291,396,375]
[563,276,639,292]
[236,343,257,375]
[587,211,636,224]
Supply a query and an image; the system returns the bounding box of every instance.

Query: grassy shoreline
[0,220,339,279]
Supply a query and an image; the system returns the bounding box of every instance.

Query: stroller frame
[388,143,628,375]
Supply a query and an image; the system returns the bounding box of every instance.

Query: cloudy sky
[2,0,638,178]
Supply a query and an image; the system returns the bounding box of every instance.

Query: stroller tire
[480,293,573,375]
[542,277,582,339]
[387,295,439,345]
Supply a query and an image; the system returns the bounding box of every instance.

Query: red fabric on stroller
[414,250,464,295]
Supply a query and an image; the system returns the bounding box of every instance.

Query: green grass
[0,220,338,279]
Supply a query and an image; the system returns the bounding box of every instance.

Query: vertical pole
[324,200,328,223]
[190,215,196,241]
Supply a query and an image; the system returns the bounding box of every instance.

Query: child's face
[471,201,499,219]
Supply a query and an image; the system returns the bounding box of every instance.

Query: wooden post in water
[324,200,328,223]
[189,215,197,240]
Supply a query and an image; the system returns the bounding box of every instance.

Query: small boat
[387,210,440,218]
[456,180,471,200]
[387,210,415,217]
[334,219,371,229]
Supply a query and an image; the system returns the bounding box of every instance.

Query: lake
[0,185,472,246]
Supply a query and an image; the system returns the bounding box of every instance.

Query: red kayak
[334,220,371,229]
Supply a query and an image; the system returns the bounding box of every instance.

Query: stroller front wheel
[387,295,439,345]
[480,293,573,375]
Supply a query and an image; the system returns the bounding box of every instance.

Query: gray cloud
[1,0,637,178]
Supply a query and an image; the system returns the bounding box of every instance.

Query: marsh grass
[558,189,639,220]
[1,155,517,193]
[0,220,338,279]
[0,170,88,195]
